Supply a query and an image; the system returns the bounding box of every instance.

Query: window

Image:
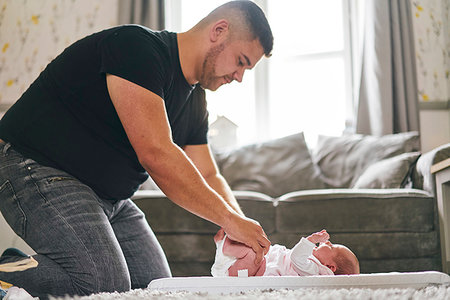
[165,0,353,148]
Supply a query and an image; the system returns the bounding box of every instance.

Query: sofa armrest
[416,143,450,196]
[133,190,166,199]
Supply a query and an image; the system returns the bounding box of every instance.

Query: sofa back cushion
[275,189,435,234]
[215,132,326,198]
[313,132,420,188]
[352,152,421,189]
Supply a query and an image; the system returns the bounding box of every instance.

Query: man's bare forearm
[141,143,238,228]
[204,173,244,216]
[141,142,270,262]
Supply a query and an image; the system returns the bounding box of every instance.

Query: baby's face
[312,241,347,266]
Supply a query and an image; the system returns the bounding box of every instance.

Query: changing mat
[148,271,450,294]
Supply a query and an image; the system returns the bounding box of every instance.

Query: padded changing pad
[148,271,450,294]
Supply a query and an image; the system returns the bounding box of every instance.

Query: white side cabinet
[433,158,450,273]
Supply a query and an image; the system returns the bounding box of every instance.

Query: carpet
[52,285,450,300]
[51,271,450,300]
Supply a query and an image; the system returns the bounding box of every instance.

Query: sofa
[132,131,450,276]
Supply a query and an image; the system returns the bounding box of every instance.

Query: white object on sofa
[148,271,450,294]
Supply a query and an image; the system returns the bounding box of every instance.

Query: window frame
[164,0,355,144]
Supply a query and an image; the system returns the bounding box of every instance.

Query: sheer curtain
[118,0,165,30]
[355,0,420,136]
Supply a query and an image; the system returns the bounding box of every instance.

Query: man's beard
[199,43,226,91]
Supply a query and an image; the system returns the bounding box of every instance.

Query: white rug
[51,272,450,300]
[53,285,450,300]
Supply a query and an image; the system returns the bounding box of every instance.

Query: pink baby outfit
[211,230,333,277]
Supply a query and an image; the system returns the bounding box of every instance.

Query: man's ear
[210,19,229,42]
[326,263,337,273]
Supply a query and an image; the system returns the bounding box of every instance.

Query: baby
[211,229,359,277]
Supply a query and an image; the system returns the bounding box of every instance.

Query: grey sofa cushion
[352,152,421,189]
[215,132,326,198]
[313,131,420,188]
[275,189,435,233]
[269,232,438,260]
[132,191,276,234]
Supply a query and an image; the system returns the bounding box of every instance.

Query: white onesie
[211,237,334,276]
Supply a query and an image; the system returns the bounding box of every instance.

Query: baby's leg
[214,228,225,243]
[223,238,266,276]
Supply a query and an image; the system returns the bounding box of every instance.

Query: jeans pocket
[46,176,76,184]
[0,180,27,238]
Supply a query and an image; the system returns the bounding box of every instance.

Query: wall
[411,0,450,152]
[0,1,447,147]
[420,110,450,152]
[0,0,118,254]
[0,0,448,253]
[0,0,118,115]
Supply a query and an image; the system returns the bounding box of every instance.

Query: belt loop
[2,143,11,156]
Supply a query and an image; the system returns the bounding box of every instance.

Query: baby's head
[312,241,359,275]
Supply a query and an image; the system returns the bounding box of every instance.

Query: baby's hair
[333,247,360,275]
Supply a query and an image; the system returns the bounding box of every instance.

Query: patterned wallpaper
[411,0,450,103]
[0,1,448,109]
[0,0,118,112]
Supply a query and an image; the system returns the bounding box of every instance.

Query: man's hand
[306,229,330,244]
[222,214,271,265]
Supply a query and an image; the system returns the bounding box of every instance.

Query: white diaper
[210,236,237,277]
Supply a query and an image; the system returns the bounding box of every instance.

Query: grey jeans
[0,141,171,299]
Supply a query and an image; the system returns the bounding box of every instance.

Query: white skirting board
[148,271,450,294]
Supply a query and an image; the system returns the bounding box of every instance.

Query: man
[0,0,273,298]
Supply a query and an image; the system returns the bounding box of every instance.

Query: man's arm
[106,74,269,262]
[183,144,244,216]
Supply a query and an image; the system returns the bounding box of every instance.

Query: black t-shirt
[0,25,209,201]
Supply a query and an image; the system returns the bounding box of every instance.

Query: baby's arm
[290,230,331,276]
[290,237,320,275]
[306,229,330,244]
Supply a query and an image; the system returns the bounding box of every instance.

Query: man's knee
[99,267,131,294]
[72,258,131,295]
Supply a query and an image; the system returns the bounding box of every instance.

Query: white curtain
[118,0,165,30]
[355,0,420,136]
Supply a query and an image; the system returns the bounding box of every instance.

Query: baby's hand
[306,229,330,244]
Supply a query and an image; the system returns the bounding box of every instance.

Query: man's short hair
[204,1,274,57]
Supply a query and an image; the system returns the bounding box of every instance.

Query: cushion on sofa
[352,152,421,189]
[214,132,326,198]
[275,189,435,234]
[415,143,450,195]
[313,131,420,188]
[132,190,276,234]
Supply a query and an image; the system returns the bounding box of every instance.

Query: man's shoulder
[106,25,172,46]
[99,25,175,68]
